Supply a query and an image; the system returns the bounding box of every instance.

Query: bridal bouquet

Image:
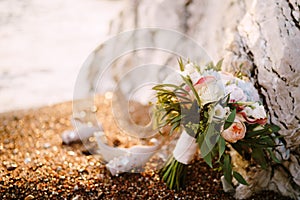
[153,59,280,190]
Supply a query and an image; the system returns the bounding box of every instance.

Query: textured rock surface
[85,0,300,199]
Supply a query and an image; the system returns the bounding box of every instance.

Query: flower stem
[160,156,187,190]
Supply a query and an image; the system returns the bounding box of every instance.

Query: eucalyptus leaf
[218,137,226,160]
[200,123,219,157]
[267,148,281,164]
[224,109,236,130]
[203,152,213,168]
[223,154,232,183]
[197,132,205,147]
[268,124,281,133]
[252,148,267,169]
[233,171,248,185]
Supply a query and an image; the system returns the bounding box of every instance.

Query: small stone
[24,195,35,200]
[67,151,76,156]
[72,195,81,200]
[24,157,31,164]
[13,149,18,154]
[73,185,79,191]
[43,143,51,149]
[221,175,234,193]
[6,163,18,171]
[4,139,10,144]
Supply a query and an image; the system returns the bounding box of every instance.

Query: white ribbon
[173,130,198,164]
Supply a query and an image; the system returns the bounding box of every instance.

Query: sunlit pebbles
[0,96,291,199]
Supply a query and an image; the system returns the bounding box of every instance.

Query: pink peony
[221,118,246,143]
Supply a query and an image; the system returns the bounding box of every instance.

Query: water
[0,0,125,113]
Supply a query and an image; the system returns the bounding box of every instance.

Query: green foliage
[233,171,248,185]
[224,108,236,130]
[223,154,233,184]
[205,59,223,71]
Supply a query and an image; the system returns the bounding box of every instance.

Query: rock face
[83,0,300,199]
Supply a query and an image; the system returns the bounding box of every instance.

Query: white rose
[221,118,246,143]
[213,104,229,121]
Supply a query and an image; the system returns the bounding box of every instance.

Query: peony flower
[221,118,246,143]
[240,102,267,125]
[193,76,224,105]
[221,72,259,102]
[249,102,266,119]
[225,84,247,103]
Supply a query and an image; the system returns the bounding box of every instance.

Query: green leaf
[245,126,270,138]
[224,109,236,130]
[197,132,205,147]
[252,148,267,169]
[233,171,248,185]
[169,121,180,135]
[170,115,183,124]
[200,123,219,157]
[231,141,249,158]
[215,59,223,71]
[178,57,185,71]
[267,149,281,164]
[181,75,202,106]
[268,124,280,133]
[223,154,232,184]
[203,152,213,168]
[218,137,226,160]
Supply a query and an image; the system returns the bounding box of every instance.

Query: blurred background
[0,0,124,113]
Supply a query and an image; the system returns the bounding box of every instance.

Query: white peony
[244,102,266,119]
[193,76,225,105]
[225,84,247,102]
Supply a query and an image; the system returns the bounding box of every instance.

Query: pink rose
[221,118,246,143]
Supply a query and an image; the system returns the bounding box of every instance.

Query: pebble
[24,157,31,164]
[6,163,18,171]
[0,96,290,200]
[24,195,35,200]
[43,143,51,149]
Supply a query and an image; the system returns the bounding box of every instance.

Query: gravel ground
[0,96,292,199]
